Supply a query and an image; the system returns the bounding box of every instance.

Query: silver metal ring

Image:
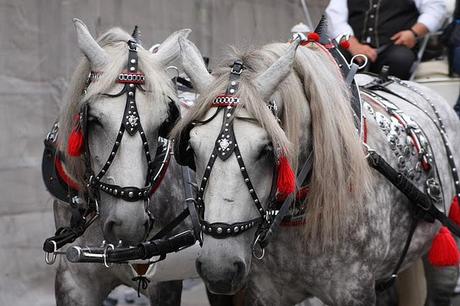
[252,234,265,260]
[103,244,114,268]
[350,54,368,69]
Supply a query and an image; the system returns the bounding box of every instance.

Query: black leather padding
[173,123,196,171]
[159,99,180,139]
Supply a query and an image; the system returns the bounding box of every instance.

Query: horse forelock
[171,44,301,164]
[58,27,176,189]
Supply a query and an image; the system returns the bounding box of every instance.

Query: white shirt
[326,0,447,39]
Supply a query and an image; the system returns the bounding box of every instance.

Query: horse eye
[88,115,102,127]
[257,144,274,160]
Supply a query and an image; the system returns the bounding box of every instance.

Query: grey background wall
[0,0,326,305]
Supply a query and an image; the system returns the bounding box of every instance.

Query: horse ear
[178,36,214,93]
[314,15,330,44]
[131,25,143,46]
[154,29,192,67]
[255,36,301,101]
[73,18,108,70]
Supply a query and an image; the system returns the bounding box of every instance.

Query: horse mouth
[205,279,245,295]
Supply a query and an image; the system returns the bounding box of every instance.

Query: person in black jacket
[326,0,446,79]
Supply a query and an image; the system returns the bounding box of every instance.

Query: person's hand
[391,30,417,49]
[348,36,377,63]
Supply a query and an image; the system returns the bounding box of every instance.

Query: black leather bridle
[83,40,179,221]
[42,38,180,257]
[174,61,313,256]
[194,61,279,239]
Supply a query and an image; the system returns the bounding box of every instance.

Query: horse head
[59,19,190,245]
[173,36,302,294]
[174,35,372,294]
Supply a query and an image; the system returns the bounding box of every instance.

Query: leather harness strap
[360,74,460,290]
[196,61,276,238]
[258,151,313,248]
[42,39,197,257]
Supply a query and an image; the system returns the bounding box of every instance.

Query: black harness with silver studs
[175,61,314,257]
[194,61,278,238]
[41,39,193,260]
[85,40,163,205]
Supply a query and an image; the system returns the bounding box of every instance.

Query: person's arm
[414,0,447,33]
[391,0,446,48]
[326,0,377,62]
[326,0,354,38]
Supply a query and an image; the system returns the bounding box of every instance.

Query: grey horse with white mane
[172,34,460,305]
[50,19,192,305]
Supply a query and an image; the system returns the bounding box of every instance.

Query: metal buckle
[128,40,138,51]
[46,122,59,143]
[231,61,244,75]
[426,178,442,202]
[362,143,375,159]
[267,100,278,116]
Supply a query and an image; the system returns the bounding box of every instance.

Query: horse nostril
[233,260,245,281]
[104,219,121,233]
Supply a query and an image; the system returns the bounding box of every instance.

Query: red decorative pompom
[449,196,460,225]
[307,32,320,42]
[428,226,460,267]
[339,40,350,49]
[68,128,84,156]
[277,155,296,198]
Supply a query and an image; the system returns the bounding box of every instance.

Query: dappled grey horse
[46,19,192,305]
[172,34,460,305]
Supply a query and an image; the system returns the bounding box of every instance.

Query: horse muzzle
[196,255,247,294]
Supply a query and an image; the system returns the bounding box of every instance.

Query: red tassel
[307,32,320,42]
[339,40,350,49]
[449,196,460,226]
[68,128,84,156]
[277,155,296,198]
[428,226,460,267]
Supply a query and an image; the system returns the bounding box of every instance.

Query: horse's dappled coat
[174,35,460,305]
